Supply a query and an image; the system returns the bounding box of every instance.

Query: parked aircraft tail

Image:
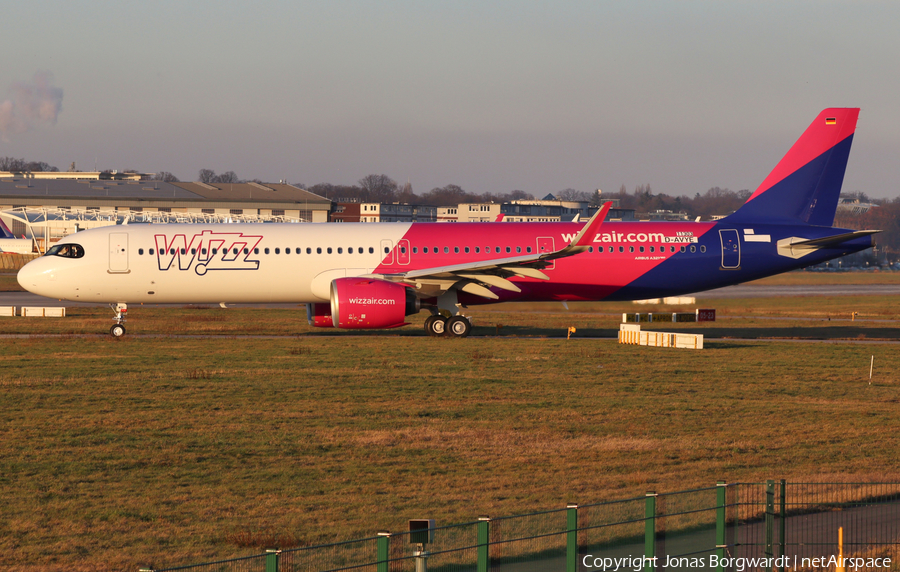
[0,219,16,239]
[726,108,859,226]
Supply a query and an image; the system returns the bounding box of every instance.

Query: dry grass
[0,324,899,571]
[0,276,899,571]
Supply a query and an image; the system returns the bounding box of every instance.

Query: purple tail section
[727,108,859,226]
[0,219,16,239]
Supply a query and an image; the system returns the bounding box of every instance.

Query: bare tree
[556,188,593,202]
[358,174,398,201]
[153,171,180,182]
[198,169,216,183]
[421,184,471,205]
[215,171,240,184]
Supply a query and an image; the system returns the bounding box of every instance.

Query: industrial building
[0,171,332,247]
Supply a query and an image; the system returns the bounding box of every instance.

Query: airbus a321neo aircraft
[18,108,878,337]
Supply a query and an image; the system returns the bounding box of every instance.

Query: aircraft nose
[17,258,55,295]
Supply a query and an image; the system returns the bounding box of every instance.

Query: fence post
[779,479,786,572]
[477,517,490,572]
[645,492,657,571]
[567,503,578,572]
[765,480,775,572]
[377,531,391,572]
[716,481,727,572]
[266,549,279,572]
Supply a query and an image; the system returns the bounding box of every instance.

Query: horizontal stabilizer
[777,229,880,259]
[789,229,881,248]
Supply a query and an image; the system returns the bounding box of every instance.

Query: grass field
[1,273,899,571]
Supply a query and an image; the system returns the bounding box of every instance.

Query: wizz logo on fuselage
[154,231,263,275]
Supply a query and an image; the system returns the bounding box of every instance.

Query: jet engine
[330,277,420,329]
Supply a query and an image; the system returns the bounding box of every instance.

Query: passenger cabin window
[47,243,85,258]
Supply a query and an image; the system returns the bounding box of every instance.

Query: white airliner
[17,109,876,337]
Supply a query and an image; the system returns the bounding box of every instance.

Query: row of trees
[306,174,543,206]
[0,157,59,172]
[606,184,752,220]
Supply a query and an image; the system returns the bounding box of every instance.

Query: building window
[230,209,243,215]
[202,209,215,214]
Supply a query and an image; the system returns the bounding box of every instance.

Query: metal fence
[141,481,900,572]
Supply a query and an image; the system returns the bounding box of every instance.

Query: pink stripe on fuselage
[374,220,717,301]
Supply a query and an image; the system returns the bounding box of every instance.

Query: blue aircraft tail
[726,108,859,227]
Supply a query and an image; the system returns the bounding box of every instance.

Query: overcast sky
[2,1,898,199]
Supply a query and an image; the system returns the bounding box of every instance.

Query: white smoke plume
[0,72,64,138]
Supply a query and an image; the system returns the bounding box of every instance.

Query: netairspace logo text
[582,554,892,571]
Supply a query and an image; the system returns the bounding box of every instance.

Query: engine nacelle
[306,303,334,327]
[330,277,420,329]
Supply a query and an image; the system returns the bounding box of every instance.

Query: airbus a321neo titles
[18,108,878,337]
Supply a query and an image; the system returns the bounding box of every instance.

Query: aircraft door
[719,229,740,269]
[537,237,555,270]
[380,239,394,265]
[397,239,410,265]
[109,232,129,273]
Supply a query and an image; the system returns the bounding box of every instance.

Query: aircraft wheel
[110,324,126,337]
[447,316,472,338]
[425,315,447,337]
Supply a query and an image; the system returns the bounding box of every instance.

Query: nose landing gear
[109,303,127,337]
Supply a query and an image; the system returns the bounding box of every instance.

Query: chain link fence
[141,481,900,572]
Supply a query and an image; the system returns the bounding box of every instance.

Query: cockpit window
[46,243,85,259]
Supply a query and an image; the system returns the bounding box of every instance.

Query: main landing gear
[424,312,473,338]
[110,303,127,337]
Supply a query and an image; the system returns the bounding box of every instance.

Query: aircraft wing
[368,202,611,299]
